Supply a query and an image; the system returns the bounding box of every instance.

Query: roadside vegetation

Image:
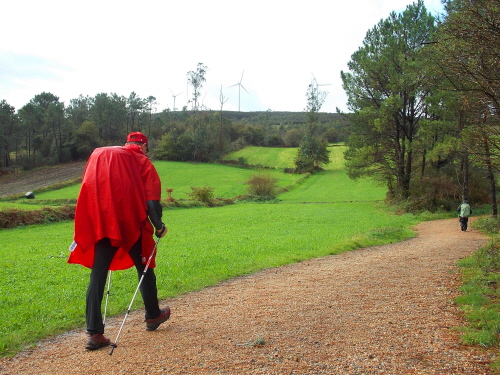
[454,216,500,369]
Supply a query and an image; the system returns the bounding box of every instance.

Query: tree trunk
[482,137,498,216]
[462,152,469,202]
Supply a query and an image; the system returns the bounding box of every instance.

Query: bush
[246,174,278,200]
[294,156,315,173]
[187,186,214,203]
[474,216,500,236]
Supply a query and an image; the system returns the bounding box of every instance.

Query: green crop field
[0,145,421,356]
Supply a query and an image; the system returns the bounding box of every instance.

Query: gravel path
[0,217,495,374]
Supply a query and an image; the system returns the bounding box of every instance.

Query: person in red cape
[68,132,170,350]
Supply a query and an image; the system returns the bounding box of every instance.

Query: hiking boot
[85,333,111,350]
[145,306,171,331]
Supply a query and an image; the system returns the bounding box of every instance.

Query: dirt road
[0,162,85,198]
[0,218,495,374]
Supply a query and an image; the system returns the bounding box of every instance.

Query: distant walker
[457,200,472,232]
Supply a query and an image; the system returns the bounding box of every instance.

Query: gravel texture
[0,217,496,374]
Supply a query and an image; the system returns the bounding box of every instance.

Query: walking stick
[109,237,161,355]
[103,271,112,328]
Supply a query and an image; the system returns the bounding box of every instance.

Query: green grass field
[31,161,301,202]
[10,146,346,203]
[279,169,385,203]
[0,145,422,356]
[222,144,346,171]
[222,145,298,169]
[0,202,45,210]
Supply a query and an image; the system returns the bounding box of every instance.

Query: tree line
[0,77,346,173]
[341,0,500,214]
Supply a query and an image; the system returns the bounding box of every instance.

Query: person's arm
[146,200,167,237]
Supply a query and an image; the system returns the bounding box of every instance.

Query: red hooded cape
[68,145,161,270]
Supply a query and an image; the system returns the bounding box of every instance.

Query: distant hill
[215,111,342,124]
[161,110,345,125]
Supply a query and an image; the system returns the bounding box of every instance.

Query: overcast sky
[0,0,444,114]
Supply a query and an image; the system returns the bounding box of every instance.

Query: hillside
[157,110,345,125]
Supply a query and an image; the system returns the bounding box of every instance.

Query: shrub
[283,128,304,147]
[475,216,500,235]
[187,186,214,203]
[294,156,315,174]
[246,174,278,200]
[165,188,176,203]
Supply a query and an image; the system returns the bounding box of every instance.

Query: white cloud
[0,0,444,112]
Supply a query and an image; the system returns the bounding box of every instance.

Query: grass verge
[455,215,500,369]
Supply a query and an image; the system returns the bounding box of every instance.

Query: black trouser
[459,216,469,231]
[86,237,161,334]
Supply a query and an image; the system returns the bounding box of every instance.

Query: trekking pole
[109,237,161,355]
[103,271,112,328]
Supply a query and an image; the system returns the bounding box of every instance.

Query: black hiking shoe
[145,306,171,331]
[85,333,111,350]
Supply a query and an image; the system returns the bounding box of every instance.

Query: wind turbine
[229,70,249,112]
[311,72,332,88]
[170,89,183,111]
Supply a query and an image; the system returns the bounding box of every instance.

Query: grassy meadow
[30,144,346,202]
[0,145,423,356]
[222,145,298,169]
[222,144,346,170]
[31,161,301,202]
